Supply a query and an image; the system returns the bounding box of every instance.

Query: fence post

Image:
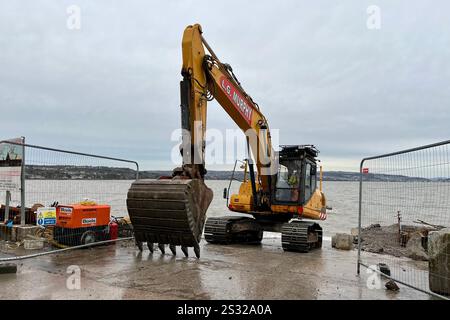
[135,162,139,180]
[357,159,364,275]
[4,190,10,223]
[20,136,25,226]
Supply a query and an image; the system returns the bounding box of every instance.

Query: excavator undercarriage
[281,220,323,252]
[204,216,263,244]
[204,216,323,252]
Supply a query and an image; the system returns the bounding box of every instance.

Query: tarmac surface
[0,235,431,300]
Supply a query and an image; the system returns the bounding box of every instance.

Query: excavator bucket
[126,179,213,258]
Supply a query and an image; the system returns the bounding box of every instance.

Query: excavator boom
[127,24,271,258]
[127,25,217,258]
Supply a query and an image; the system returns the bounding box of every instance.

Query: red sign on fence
[362,168,369,174]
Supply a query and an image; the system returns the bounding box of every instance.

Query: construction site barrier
[357,139,450,300]
[0,140,139,260]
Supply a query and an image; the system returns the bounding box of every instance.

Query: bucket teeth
[181,246,189,257]
[169,245,176,255]
[127,179,213,260]
[136,241,143,252]
[147,242,154,253]
[193,244,200,259]
[158,243,166,254]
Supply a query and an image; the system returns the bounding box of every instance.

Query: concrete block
[24,238,45,250]
[1,225,41,242]
[0,263,17,274]
[11,225,17,242]
[15,225,40,242]
[378,263,391,277]
[0,223,16,242]
[332,233,353,250]
[406,232,428,261]
[0,223,6,240]
[350,228,359,244]
[428,228,450,296]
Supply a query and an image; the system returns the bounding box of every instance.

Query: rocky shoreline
[360,223,434,261]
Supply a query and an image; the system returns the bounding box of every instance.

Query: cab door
[273,160,302,204]
[302,160,317,204]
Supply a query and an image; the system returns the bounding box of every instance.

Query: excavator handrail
[225,159,247,207]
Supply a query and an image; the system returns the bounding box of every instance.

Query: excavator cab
[273,145,319,206]
[206,145,324,252]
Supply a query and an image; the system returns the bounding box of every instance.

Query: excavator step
[127,179,212,258]
[281,220,322,253]
[204,216,263,244]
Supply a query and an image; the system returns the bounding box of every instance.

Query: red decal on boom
[219,76,253,125]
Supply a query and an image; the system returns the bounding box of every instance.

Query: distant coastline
[23,165,447,182]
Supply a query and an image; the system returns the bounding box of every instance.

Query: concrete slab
[0,224,40,242]
[0,235,432,300]
[23,239,45,250]
[0,263,17,274]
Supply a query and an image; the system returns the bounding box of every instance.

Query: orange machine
[54,204,112,246]
[56,204,110,228]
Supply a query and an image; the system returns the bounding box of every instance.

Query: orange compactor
[53,204,117,246]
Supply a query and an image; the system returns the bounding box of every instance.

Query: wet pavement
[0,235,430,300]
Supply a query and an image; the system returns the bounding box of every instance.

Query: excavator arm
[179,24,275,202]
[127,24,275,258]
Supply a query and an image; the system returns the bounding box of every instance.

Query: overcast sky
[1,1,449,171]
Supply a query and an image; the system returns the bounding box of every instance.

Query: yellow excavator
[126,24,327,258]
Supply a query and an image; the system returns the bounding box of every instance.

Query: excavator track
[204,216,263,244]
[126,179,213,258]
[281,220,323,252]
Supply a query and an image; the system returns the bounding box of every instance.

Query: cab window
[275,161,301,202]
[304,162,317,202]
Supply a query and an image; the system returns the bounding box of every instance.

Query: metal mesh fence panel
[357,140,450,299]
[0,141,138,256]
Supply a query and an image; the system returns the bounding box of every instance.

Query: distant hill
[23,165,439,182]
[322,171,432,182]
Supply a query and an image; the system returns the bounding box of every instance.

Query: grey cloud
[0,0,449,170]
